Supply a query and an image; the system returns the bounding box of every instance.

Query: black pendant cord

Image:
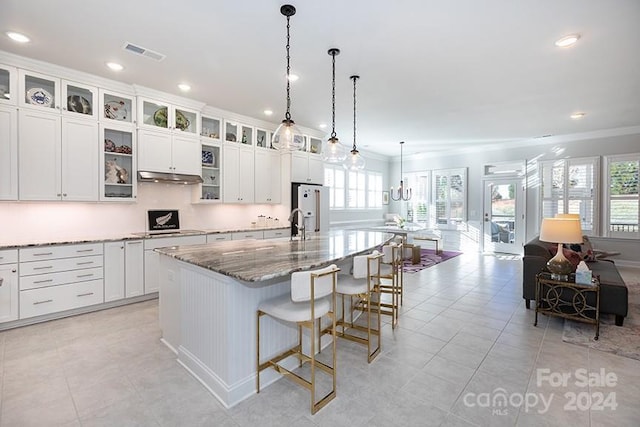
[330,50,338,139]
[351,75,359,153]
[285,13,292,121]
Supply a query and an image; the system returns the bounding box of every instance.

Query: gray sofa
[522,236,628,326]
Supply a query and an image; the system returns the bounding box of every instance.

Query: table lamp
[539,217,583,280]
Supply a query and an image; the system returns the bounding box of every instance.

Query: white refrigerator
[291,183,330,237]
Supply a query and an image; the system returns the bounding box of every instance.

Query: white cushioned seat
[259,294,331,323]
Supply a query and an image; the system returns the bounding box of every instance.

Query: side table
[534,272,600,340]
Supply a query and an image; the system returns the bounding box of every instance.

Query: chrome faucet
[288,208,306,241]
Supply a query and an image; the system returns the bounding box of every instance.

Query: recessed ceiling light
[178,83,191,92]
[263,109,273,116]
[106,62,124,71]
[570,112,586,119]
[6,31,30,43]
[287,74,299,82]
[318,123,327,129]
[555,34,580,48]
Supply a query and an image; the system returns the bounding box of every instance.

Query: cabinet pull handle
[76,249,94,253]
[33,279,54,284]
[77,292,94,297]
[128,242,142,245]
[0,278,3,286]
[33,252,53,256]
[34,299,53,305]
[34,266,53,270]
[76,273,94,278]
[76,261,94,265]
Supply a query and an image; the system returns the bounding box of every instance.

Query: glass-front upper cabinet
[100,123,136,201]
[99,89,135,125]
[255,128,272,149]
[138,97,198,135]
[0,63,17,105]
[19,69,60,110]
[309,137,322,155]
[201,115,221,141]
[224,121,253,146]
[62,80,98,119]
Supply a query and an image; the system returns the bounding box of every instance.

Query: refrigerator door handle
[315,189,321,232]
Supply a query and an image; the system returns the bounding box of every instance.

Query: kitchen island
[155,229,391,408]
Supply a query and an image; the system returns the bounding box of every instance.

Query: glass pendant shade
[323,136,347,162]
[272,119,303,151]
[343,75,365,170]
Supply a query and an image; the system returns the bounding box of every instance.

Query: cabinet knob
[63,193,67,197]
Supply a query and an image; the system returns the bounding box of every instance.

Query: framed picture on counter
[382,191,389,205]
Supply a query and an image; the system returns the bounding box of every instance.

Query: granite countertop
[0,226,290,250]
[154,229,393,283]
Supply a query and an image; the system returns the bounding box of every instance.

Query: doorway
[483,178,525,254]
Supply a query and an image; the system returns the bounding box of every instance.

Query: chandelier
[271,4,303,151]
[343,75,365,171]
[390,141,412,201]
[322,48,347,163]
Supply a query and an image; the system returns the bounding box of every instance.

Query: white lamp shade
[555,213,580,220]
[539,218,583,244]
[271,120,304,151]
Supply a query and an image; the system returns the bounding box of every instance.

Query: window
[432,168,466,228]
[405,172,430,224]
[347,171,366,208]
[605,154,639,238]
[324,166,345,209]
[367,172,383,208]
[540,157,598,234]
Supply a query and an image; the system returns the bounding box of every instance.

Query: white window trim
[603,153,640,239]
[432,167,467,230]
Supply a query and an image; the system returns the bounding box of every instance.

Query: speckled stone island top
[154,229,393,283]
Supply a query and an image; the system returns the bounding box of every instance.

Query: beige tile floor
[1,253,639,427]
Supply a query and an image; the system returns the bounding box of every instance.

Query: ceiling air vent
[123,42,166,61]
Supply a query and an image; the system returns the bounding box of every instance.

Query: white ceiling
[1,0,639,158]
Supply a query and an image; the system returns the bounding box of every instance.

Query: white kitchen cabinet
[18,243,104,319]
[291,151,324,184]
[0,105,18,200]
[263,229,290,239]
[138,129,200,175]
[101,123,136,201]
[99,89,136,125]
[232,231,263,240]
[19,69,98,120]
[223,143,254,203]
[224,120,253,146]
[0,249,19,323]
[104,242,125,302]
[255,149,281,204]
[144,235,206,294]
[0,63,17,106]
[137,97,199,135]
[197,142,222,202]
[18,110,98,201]
[125,240,144,298]
[206,233,232,243]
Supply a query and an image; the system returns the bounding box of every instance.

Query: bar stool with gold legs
[333,251,383,363]
[377,241,403,328]
[256,264,339,414]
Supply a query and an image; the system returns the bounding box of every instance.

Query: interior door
[483,178,525,254]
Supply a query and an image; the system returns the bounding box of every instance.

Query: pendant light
[322,48,347,163]
[343,75,365,171]
[271,4,303,151]
[390,141,412,201]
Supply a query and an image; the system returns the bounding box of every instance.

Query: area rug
[562,282,640,361]
[402,249,462,273]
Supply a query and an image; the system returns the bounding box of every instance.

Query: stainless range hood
[137,171,203,184]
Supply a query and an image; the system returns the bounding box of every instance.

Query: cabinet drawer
[206,233,232,243]
[0,249,18,265]
[20,255,103,277]
[20,243,103,262]
[20,279,104,319]
[232,231,263,240]
[144,235,206,250]
[20,267,103,291]
[263,229,290,239]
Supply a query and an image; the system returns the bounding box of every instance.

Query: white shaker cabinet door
[18,109,61,200]
[125,241,144,298]
[0,105,18,200]
[0,264,18,323]
[104,242,125,302]
[61,117,99,201]
[138,129,173,173]
[171,134,200,175]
